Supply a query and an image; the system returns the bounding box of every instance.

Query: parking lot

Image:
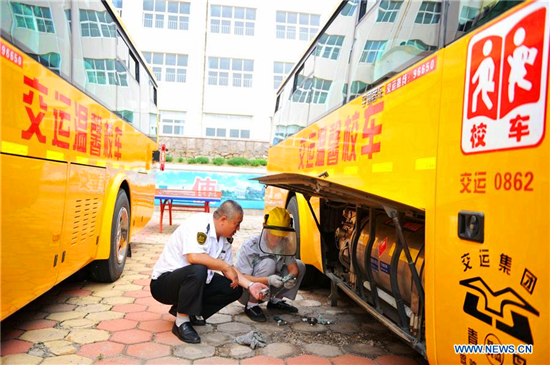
[1,209,426,364]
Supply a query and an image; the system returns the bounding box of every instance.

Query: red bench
[155,189,222,233]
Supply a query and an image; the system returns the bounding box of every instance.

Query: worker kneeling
[235,207,306,322]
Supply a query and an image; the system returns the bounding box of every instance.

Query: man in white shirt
[150,200,267,343]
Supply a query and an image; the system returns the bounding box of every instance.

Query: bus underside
[258,173,427,357]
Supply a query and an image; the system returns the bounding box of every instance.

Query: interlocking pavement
[1,209,427,364]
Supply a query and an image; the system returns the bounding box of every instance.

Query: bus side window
[73,2,117,111]
[309,0,357,124]
[348,0,442,97]
[0,1,72,81]
[116,31,140,127]
[289,53,315,128]
[444,1,523,46]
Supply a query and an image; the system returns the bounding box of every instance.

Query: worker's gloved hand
[268,274,284,288]
[235,330,267,349]
[283,274,297,289]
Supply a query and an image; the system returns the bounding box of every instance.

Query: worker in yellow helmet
[235,207,306,322]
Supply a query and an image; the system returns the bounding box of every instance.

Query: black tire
[89,190,130,282]
[287,196,319,288]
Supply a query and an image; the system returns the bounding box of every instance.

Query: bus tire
[89,190,130,282]
[287,196,318,288]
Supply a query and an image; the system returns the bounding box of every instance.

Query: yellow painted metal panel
[1,141,28,155]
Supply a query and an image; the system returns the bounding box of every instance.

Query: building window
[161,111,185,136]
[143,52,188,83]
[111,0,123,17]
[360,40,387,63]
[376,0,402,23]
[204,114,252,139]
[415,1,441,24]
[314,34,345,60]
[143,0,190,30]
[292,76,332,104]
[458,5,479,32]
[276,11,319,41]
[80,10,116,38]
[210,5,255,36]
[208,57,253,88]
[10,2,55,33]
[273,61,294,89]
[84,58,128,86]
[341,0,357,16]
[28,53,61,75]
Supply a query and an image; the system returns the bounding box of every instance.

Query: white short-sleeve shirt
[151,213,233,283]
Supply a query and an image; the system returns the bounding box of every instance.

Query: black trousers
[150,264,242,319]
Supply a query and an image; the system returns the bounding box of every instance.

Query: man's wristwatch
[247,282,255,290]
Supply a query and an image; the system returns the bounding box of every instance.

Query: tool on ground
[235,330,267,349]
[302,316,318,325]
[273,316,288,326]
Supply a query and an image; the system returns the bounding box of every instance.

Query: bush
[257,159,267,166]
[249,159,261,167]
[196,156,209,164]
[177,157,184,163]
[227,157,249,166]
[165,155,173,162]
[187,158,198,164]
[212,157,225,166]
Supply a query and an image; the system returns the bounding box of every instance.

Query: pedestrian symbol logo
[462,3,549,154]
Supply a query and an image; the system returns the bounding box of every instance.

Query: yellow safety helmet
[260,207,297,256]
[264,207,293,232]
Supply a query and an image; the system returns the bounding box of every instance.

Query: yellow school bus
[1,0,160,320]
[259,0,549,363]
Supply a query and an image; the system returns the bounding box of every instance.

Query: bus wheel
[90,190,130,282]
[287,196,318,288]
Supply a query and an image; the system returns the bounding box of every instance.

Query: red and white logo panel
[462,2,549,154]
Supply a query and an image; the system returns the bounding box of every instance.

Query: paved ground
[1,209,427,364]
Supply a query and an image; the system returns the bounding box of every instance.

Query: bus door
[434,1,549,363]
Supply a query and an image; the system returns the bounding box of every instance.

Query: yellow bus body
[264,1,549,363]
[1,40,157,320]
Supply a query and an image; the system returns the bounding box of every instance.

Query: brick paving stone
[291,299,321,307]
[41,355,93,364]
[20,328,69,342]
[94,355,142,364]
[173,344,215,360]
[138,319,173,332]
[113,284,143,291]
[161,313,176,321]
[292,322,329,333]
[194,357,239,364]
[92,290,125,299]
[0,329,24,340]
[260,343,301,358]
[0,353,42,364]
[387,343,418,356]
[86,311,125,321]
[126,342,171,359]
[146,304,171,314]
[217,322,252,334]
[59,318,98,329]
[200,332,234,346]
[0,339,33,356]
[134,297,161,306]
[43,340,77,356]
[330,322,360,334]
[287,355,332,365]
[304,343,343,357]
[153,331,183,346]
[332,355,377,365]
[13,319,57,330]
[101,297,135,305]
[374,355,419,365]
[145,356,191,364]
[97,318,138,332]
[110,329,152,344]
[219,305,243,316]
[233,314,255,324]
[46,311,87,321]
[218,343,254,359]
[252,322,287,332]
[133,278,151,286]
[205,313,232,324]
[125,311,161,322]
[66,296,102,305]
[74,304,112,313]
[59,289,92,297]
[42,304,77,313]
[112,304,148,313]
[241,356,285,365]
[82,283,115,292]
[344,343,385,357]
[65,329,110,344]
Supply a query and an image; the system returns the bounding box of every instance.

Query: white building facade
[112,0,338,157]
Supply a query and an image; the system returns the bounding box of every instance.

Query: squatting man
[235,207,306,322]
[149,200,268,343]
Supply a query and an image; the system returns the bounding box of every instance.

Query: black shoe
[267,300,298,313]
[244,305,267,322]
[190,315,206,326]
[172,322,200,344]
